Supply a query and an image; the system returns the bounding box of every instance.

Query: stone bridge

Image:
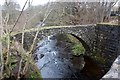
[13,24,120,79]
[13,24,95,53]
[35,24,96,53]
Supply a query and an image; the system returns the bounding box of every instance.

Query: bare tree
[0,5,3,79]
[44,0,119,25]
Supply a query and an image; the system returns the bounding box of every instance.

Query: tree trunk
[0,5,3,79]
[0,5,3,59]
[0,5,3,40]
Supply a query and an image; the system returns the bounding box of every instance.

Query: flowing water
[33,34,104,79]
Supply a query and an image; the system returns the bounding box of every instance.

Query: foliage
[54,33,85,56]
[72,43,85,56]
[0,0,42,79]
[1,40,42,79]
[65,34,85,56]
[2,0,20,25]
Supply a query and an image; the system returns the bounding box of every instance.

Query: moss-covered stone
[72,44,85,56]
[55,33,85,56]
[92,52,107,65]
[66,34,85,56]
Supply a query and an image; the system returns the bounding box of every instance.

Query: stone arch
[43,32,91,55]
[70,33,90,53]
[13,25,95,53]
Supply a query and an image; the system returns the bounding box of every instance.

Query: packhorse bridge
[12,24,120,79]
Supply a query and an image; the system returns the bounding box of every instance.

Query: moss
[66,34,85,56]
[72,43,85,56]
[55,33,85,56]
[27,70,42,80]
[26,64,42,79]
[92,52,106,65]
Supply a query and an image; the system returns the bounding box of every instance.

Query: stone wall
[13,25,95,53]
[92,24,120,75]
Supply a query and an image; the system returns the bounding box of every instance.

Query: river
[33,34,104,80]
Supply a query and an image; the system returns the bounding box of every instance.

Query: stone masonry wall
[13,25,95,53]
[94,24,120,68]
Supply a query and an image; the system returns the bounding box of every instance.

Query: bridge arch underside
[41,33,90,54]
[36,27,95,55]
